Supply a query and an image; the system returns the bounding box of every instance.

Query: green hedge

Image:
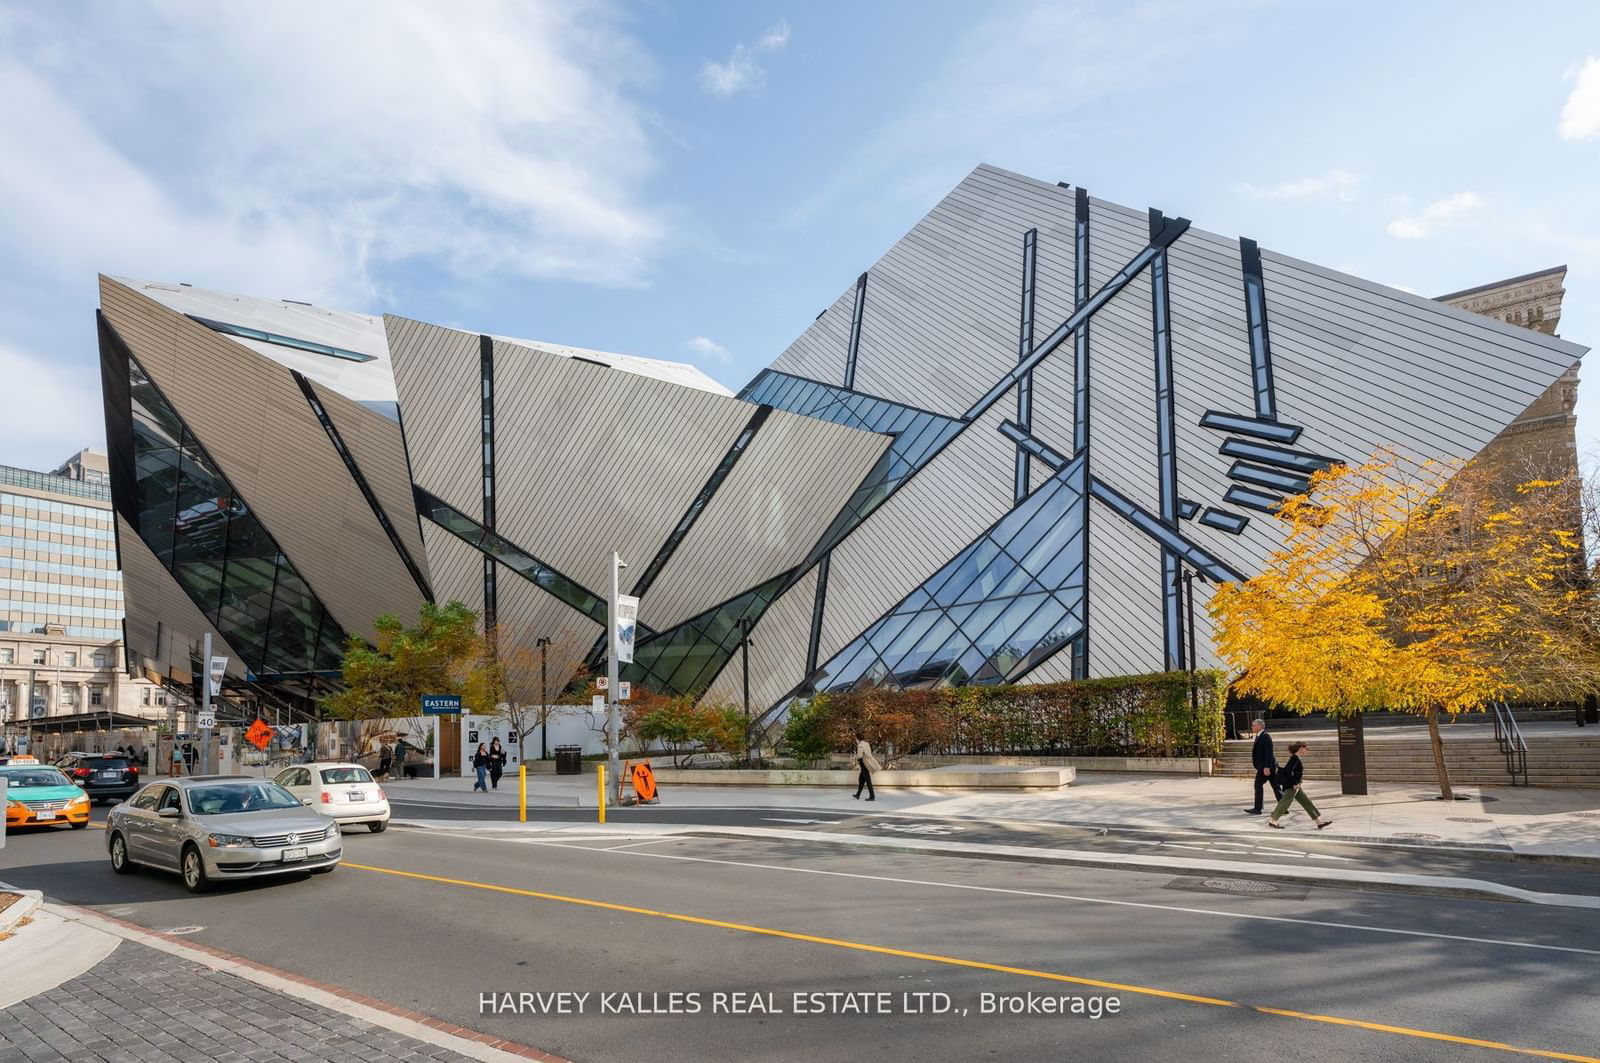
[781,671,1227,761]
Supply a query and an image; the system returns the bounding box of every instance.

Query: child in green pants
[1268,741,1333,830]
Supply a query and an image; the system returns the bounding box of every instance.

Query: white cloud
[1386,191,1485,240]
[1236,169,1359,203]
[698,19,790,97]
[0,1,667,300]
[0,340,104,466]
[1558,56,1600,141]
[685,336,732,364]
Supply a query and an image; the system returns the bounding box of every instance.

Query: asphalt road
[388,798,1600,896]
[3,809,1599,1063]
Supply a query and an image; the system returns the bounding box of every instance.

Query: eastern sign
[615,594,639,664]
[1337,713,1368,796]
[421,694,463,715]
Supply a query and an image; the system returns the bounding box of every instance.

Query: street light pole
[536,636,550,761]
[607,552,627,805]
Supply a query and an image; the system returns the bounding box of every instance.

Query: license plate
[347,790,365,801]
[281,847,307,863]
[35,811,56,821]
[100,771,119,780]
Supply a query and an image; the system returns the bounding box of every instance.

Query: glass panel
[891,614,958,679]
[969,592,1050,662]
[954,554,1041,605]
[1009,597,1085,679]
[901,628,971,689]
[878,610,942,666]
[987,596,1070,682]
[263,563,324,673]
[929,538,1002,607]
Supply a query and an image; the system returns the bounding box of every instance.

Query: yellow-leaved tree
[1211,449,1599,798]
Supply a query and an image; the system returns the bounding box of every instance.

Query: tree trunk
[1425,705,1454,800]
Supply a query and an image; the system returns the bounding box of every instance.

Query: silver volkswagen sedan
[106,776,342,893]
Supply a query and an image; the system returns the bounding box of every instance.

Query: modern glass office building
[97,165,1586,723]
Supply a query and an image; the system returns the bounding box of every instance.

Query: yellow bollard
[597,763,606,824]
[519,763,526,823]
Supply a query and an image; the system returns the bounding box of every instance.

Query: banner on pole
[208,656,229,698]
[615,594,640,664]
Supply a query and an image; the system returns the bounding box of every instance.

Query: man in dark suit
[1244,718,1282,815]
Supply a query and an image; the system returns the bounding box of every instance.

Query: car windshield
[1,768,71,788]
[186,781,303,815]
[320,767,372,784]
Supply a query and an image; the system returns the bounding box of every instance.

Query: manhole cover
[1393,832,1443,840]
[1447,817,1492,823]
[1200,878,1279,894]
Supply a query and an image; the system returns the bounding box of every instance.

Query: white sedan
[273,763,390,833]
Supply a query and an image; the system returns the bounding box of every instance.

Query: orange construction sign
[629,760,657,802]
[244,718,273,751]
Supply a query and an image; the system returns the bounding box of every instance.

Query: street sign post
[607,554,632,805]
[421,694,463,715]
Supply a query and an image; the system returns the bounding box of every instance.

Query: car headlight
[207,833,253,848]
[69,795,90,807]
[6,801,25,813]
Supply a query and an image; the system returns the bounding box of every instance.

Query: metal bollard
[519,763,527,823]
[597,763,606,825]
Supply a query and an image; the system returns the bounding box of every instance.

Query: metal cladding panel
[1085,498,1166,678]
[1166,233,1287,584]
[817,402,1017,663]
[1259,251,1585,466]
[1087,198,1152,289]
[700,566,818,711]
[102,280,423,643]
[485,336,751,600]
[309,379,432,590]
[385,315,484,519]
[492,552,603,658]
[642,409,890,631]
[764,287,856,388]
[1020,645,1077,686]
[1085,271,1160,514]
[420,521,484,618]
[115,513,246,681]
[844,166,1081,419]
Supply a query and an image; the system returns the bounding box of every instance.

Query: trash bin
[555,746,583,775]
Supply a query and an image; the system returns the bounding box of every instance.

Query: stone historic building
[1439,266,1580,483]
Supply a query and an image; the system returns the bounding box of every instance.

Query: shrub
[780,697,833,766]
[795,671,1226,759]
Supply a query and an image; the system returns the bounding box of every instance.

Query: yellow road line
[342,861,1598,1063]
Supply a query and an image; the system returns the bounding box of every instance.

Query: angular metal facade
[100,165,1586,717]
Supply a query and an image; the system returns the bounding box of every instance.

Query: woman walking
[488,738,507,790]
[471,743,490,793]
[852,739,882,801]
[1268,741,1333,830]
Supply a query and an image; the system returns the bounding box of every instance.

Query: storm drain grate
[1200,878,1280,894]
[1447,817,1493,823]
[1393,832,1444,840]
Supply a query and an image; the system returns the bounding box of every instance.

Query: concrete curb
[390,819,1600,909]
[0,888,42,935]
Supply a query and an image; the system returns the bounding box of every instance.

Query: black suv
[53,752,140,803]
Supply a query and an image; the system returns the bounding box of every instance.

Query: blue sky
[2,0,1598,472]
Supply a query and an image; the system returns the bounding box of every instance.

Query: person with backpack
[1268,741,1333,830]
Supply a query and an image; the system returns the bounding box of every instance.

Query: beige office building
[0,449,164,745]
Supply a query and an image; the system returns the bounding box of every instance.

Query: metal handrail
[1490,701,1529,786]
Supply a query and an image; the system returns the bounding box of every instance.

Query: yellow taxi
[2,762,92,829]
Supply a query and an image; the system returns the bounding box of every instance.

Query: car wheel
[181,845,210,894]
[367,820,388,834]
[109,832,137,874]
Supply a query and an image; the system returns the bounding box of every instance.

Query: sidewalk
[382,771,1600,861]
[0,902,567,1063]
